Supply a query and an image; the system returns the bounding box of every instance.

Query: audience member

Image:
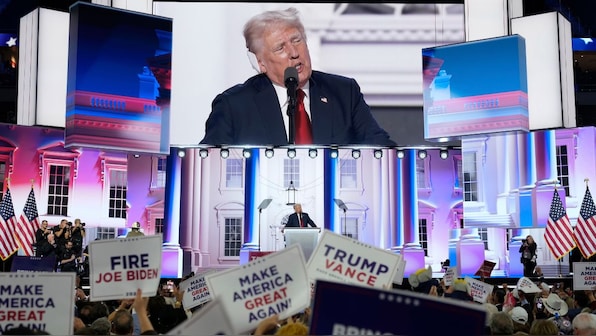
[571,312,596,335]
[408,266,439,294]
[509,306,530,334]
[490,311,515,335]
[529,319,559,335]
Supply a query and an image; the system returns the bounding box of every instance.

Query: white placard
[443,267,456,286]
[573,262,596,290]
[465,276,494,303]
[205,245,310,334]
[307,230,401,288]
[179,270,216,310]
[392,258,407,285]
[167,298,234,335]
[89,235,163,301]
[0,272,75,335]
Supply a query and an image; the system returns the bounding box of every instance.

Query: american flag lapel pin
[320,97,328,103]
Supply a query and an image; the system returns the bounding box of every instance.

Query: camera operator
[71,218,86,255]
[34,220,52,256]
[519,235,537,277]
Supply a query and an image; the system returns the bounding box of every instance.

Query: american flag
[544,189,576,260]
[574,185,596,259]
[0,188,19,260]
[15,188,40,256]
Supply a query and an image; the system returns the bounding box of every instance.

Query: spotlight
[351,149,361,159]
[220,149,230,159]
[308,148,318,158]
[287,148,296,159]
[440,149,449,160]
[242,149,252,159]
[373,149,383,159]
[177,149,186,158]
[133,154,140,158]
[418,150,427,159]
[396,149,405,159]
[198,148,209,158]
[265,148,274,158]
[330,148,339,159]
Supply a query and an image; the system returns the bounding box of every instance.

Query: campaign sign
[307,230,401,288]
[310,280,486,335]
[89,235,162,301]
[392,258,407,285]
[474,260,496,278]
[0,272,75,335]
[443,267,456,286]
[167,298,234,335]
[10,256,57,272]
[573,262,596,290]
[465,276,494,303]
[179,270,216,310]
[205,244,310,334]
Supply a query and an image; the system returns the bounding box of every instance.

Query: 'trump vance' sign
[89,235,162,301]
[0,272,75,335]
[307,230,401,288]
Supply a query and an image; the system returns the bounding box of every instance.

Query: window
[556,145,570,197]
[284,159,300,188]
[339,159,357,189]
[419,218,428,256]
[478,227,488,249]
[463,152,478,201]
[150,156,167,190]
[224,218,242,257]
[154,218,164,234]
[0,161,6,200]
[340,217,358,240]
[109,170,127,219]
[416,157,431,194]
[47,165,70,216]
[226,159,243,188]
[96,227,116,240]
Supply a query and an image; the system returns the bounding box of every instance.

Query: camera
[522,239,527,243]
[81,222,86,227]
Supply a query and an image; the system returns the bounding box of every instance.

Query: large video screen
[422,34,529,140]
[65,2,172,154]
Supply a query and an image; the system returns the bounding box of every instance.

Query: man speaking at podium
[285,203,317,229]
[200,7,395,147]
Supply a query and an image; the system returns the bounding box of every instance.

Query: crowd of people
[34,218,88,274]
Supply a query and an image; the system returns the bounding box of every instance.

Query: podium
[284,228,321,261]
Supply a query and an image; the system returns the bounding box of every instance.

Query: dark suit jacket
[285,212,316,228]
[200,71,396,146]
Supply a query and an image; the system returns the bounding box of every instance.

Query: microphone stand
[287,88,296,145]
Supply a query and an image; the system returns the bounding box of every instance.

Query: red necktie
[295,89,313,144]
[299,214,303,227]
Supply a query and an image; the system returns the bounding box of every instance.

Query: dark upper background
[1,0,596,147]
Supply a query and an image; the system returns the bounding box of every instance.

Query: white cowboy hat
[544,293,568,317]
[131,221,141,229]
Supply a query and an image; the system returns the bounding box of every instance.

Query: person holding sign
[519,235,537,277]
[285,204,316,229]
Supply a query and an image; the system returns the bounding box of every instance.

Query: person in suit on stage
[200,7,395,147]
[285,203,317,229]
[519,235,537,277]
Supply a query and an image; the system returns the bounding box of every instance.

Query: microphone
[284,67,298,108]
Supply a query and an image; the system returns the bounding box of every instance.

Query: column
[517,132,535,228]
[532,130,559,227]
[240,148,259,264]
[179,148,194,275]
[197,150,212,267]
[398,149,424,276]
[324,149,337,232]
[162,146,183,278]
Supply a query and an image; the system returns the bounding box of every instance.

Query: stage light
[198,149,208,158]
[287,148,296,159]
[418,150,427,159]
[329,148,339,159]
[133,154,140,158]
[220,149,229,159]
[440,149,449,160]
[373,149,383,159]
[308,148,318,158]
[177,149,186,158]
[265,148,274,158]
[351,149,361,159]
[396,149,405,159]
[242,149,252,159]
